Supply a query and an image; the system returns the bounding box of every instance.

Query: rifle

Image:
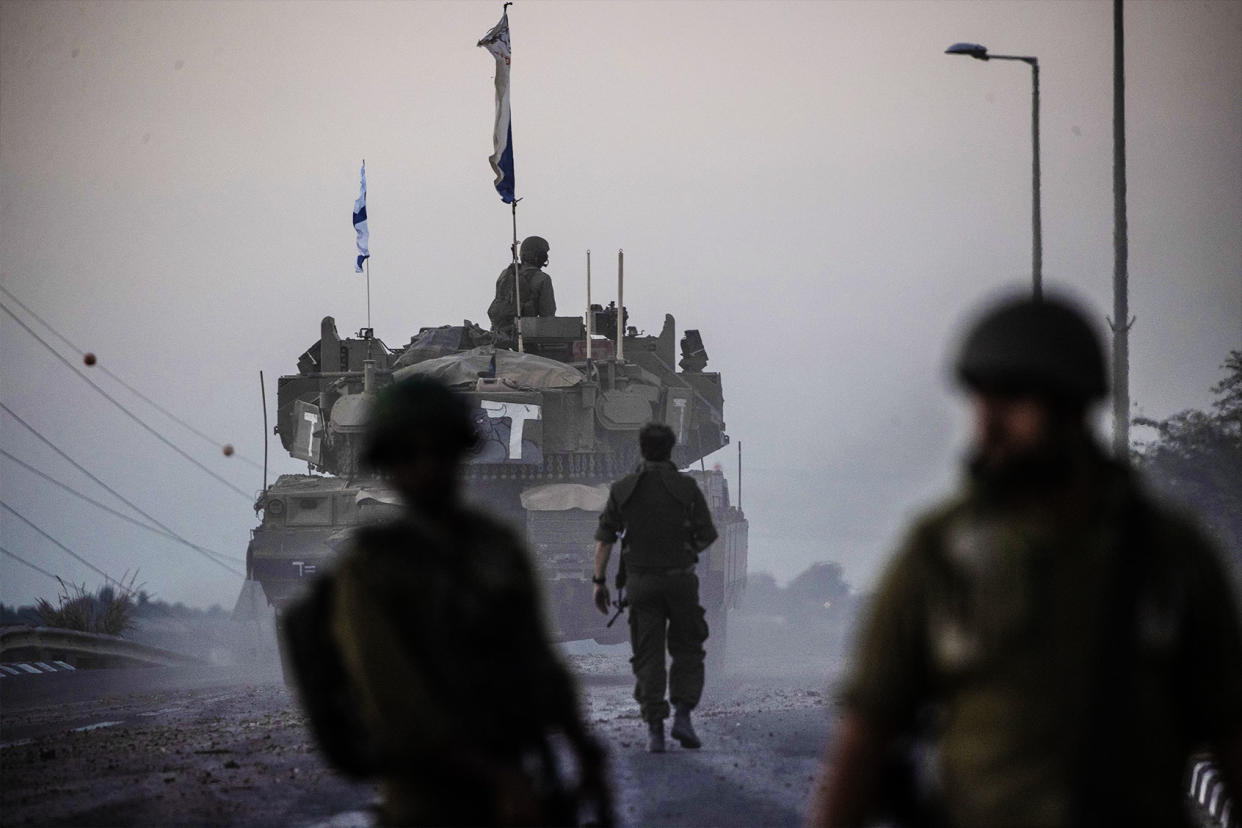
[606,556,628,628]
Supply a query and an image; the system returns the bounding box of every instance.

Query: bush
[35,573,139,636]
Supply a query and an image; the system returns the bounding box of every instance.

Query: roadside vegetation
[1,578,229,633]
[29,573,140,636]
[1132,350,1242,575]
[741,561,858,622]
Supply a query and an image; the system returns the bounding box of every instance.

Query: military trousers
[626,568,709,722]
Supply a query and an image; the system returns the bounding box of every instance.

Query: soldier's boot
[646,720,666,753]
[671,705,701,749]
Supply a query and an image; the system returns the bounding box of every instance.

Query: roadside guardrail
[0,626,203,668]
[1190,757,1236,828]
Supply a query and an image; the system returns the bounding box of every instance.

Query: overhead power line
[0,448,244,565]
[0,285,265,472]
[1,544,196,635]
[0,300,252,502]
[0,402,247,577]
[1,496,243,583]
[0,544,62,583]
[0,500,136,593]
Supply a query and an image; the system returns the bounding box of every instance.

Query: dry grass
[35,573,140,636]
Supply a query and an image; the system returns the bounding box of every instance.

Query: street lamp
[946,42,1042,300]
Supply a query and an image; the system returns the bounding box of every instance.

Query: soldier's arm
[503,534,604,774]
[593,492,623,613]
[808,713,888,828]
[1180,523,1242,804]
[538,275,556,316]
[592,540,613,614]
[811,523,934,824]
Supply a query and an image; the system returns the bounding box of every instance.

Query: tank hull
[247,311,746,653]
[247,470,746,647]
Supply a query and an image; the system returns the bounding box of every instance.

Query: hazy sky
[2,1,1239,611]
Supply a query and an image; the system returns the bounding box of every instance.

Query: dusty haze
[2,1,1239,611]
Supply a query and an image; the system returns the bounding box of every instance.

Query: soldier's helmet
[361,376,478,471]
[956,294,1107,402]
[520,235,550,266]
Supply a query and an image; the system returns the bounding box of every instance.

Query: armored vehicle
[246,309,747,656]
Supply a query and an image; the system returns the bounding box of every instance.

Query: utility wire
[0,300,252,502]
[0,403,247,576]
[2,497,244,582]
[0,448,244,565]
[0,500,139,593]
[0,285,265,472]
[0,544,62,582]
[1,544,196,634]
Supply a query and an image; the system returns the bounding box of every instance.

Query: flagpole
[479,6,519,351]
[511,200,523,353]
[365,257,371,332]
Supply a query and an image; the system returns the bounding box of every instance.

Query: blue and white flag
[478,10,515,203]
[353,160,369,273]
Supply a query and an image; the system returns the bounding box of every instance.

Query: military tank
[245,307,747,657]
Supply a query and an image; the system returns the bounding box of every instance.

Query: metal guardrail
[0,626,203,667]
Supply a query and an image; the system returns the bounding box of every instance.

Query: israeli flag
[478,10,515,203]
[353,160,369,273]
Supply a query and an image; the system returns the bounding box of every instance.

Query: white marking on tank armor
[482,400,541,458]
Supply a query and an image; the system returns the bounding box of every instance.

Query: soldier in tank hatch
[809,293,1242,828]
[489,235,556,346]
[292,376,611,826]
[592,422,719,753]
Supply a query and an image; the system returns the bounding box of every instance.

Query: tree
[1132,350,1242,569]
[785,561,852,619]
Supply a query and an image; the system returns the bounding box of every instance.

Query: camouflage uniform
[331,506,590,826]
[843,453,1242,828]
[596,460,718,722]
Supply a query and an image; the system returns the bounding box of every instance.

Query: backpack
[280,571,379,779]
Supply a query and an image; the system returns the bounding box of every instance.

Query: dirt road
[1,617,843,827]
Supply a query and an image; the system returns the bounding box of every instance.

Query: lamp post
[946,42,1042,301]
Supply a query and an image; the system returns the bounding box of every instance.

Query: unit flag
[353,160,369,273]
[478,10,515,203]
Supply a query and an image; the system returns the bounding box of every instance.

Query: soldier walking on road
[592,422,719,753]
[810,294,1242,828]
[289,377,611,826]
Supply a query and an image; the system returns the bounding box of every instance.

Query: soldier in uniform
[488,235,557,344]
[592,422,719,753]
[810,294,1242,827]
[327,377,611,826]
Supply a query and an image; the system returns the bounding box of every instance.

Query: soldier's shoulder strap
[610,471,644,508]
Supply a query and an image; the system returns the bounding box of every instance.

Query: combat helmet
[360,376,478,470]
[956,294,1107,401]
[520,235,550,266]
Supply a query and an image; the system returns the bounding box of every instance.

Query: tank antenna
[260,370,269,494]
[737,439,742,511]
[585,249,592,361]
[616,249,624,362]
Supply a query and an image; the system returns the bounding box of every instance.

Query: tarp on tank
[520,482,610,512]
[393,346,583,389]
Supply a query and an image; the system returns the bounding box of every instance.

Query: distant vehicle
[246,308,747,659]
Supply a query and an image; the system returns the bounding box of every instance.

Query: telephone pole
[1111,0,1133,459]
